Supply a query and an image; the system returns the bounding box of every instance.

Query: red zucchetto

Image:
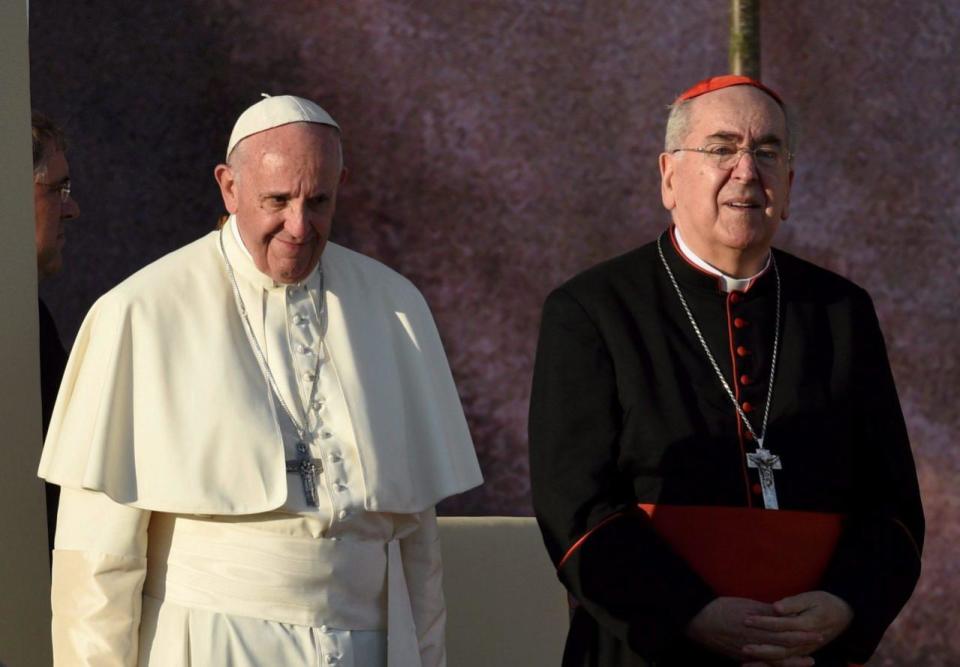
[675,74,784,107]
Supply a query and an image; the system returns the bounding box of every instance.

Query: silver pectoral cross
[746,445,782,510]
[286,441,323,507]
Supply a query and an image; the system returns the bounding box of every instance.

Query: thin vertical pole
[730,0,761,79]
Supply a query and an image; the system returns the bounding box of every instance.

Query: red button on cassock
[740,374,751,385]
[730,292,742,304]
[734,317,748,328]
[751,483,762,495]
[742,401,754,413]
[736,346,749,357]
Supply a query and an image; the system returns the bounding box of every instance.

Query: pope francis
[38,95,483,666]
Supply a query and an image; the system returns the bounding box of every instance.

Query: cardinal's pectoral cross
[286,441,323,508]
[746,444,782,510]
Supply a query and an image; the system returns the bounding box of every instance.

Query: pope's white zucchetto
[226,94,340,159]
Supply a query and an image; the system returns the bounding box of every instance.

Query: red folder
[638,504,844,603]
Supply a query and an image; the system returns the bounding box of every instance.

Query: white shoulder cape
[39,231,482,514]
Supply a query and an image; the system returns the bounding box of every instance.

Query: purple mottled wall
[30,1,958,663]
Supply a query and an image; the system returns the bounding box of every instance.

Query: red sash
[638,503,844,603]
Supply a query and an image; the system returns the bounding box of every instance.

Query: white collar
[673,227,770,293]
[231,214,254,262]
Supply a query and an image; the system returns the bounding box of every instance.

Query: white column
[0,1,54,664]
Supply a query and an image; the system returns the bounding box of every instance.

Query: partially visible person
[32,111,80,551]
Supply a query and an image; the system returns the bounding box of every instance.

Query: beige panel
[0,1,54,665]
[439,516,568,667]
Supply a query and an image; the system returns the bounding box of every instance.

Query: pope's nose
[283,202,314,240]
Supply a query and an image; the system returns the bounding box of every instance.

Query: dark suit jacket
[39,298,67,552]
[529,230,923,666]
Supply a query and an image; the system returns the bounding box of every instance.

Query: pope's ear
[659,152,677,211]
[214,164,239,214]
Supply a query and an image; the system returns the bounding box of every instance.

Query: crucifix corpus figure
[287,442,323,508]
[746,446,781,510]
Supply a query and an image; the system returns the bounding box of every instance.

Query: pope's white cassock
[38,203,482,665]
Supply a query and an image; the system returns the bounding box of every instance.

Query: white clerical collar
[230,214,254,262]
[227,214,320,291]
[673,227,770,293]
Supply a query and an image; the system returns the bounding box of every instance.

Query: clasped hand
[686,591,853,666]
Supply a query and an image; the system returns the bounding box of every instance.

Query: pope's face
[215,122,345,284]
[659,86,793,270]
[34,146,80,279]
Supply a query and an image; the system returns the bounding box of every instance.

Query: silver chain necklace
[218,228,325,444]
[657,232,785,509]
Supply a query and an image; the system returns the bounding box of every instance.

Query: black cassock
[39,298,67,553]
[529,229,923,666]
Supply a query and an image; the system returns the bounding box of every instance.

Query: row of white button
[285,283,361,526]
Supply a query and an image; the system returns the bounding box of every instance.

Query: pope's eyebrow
[259,191,291,201]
